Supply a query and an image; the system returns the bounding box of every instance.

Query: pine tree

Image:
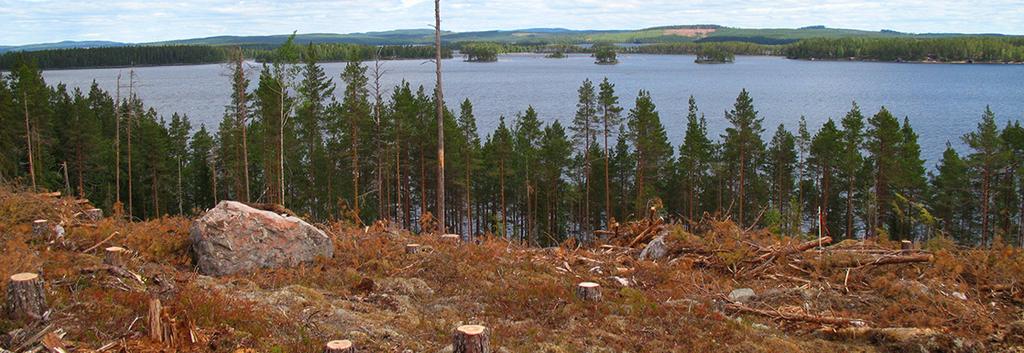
[456,99,480,235]
[167,113,191,215]
[893,117,929,240]
[514,106,543,244]
[866,107,902,237]
[626,90,672,214]
[1000,121,1024,246]
[570,79,598,235]
[722,89,765,226]
[962,106,1006,246]
[597,78,623,226]
[810,119,843,236]
[839,102,866,238]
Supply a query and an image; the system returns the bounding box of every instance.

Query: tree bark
[23,92,36,191]
[84,208,103,222]
[452,325,489,353]
[5,273,47,322]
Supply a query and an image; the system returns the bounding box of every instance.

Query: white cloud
[0,0,1021,45]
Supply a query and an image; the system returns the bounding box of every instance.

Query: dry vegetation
[2,186,1024,352]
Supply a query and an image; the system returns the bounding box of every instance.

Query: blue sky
[2,0,1023,45]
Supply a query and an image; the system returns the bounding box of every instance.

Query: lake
[41,53,1024,164]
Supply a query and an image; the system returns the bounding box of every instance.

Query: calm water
[42,53,1024,164]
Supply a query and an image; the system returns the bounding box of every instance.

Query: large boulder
[190,201,333,276]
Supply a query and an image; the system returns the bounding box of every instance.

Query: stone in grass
[728,288,756,303]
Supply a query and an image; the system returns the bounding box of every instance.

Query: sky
[2,0,1023,45]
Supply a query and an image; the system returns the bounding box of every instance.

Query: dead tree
[324,340,356,353]
[434,0,446,234]
[23,91,36,190]
[452,325,489,353]
[5,273,47,322]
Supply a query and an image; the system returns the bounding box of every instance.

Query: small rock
[638,233,668,260]
[609,276,631,287]
[952,291,967,300]
[728,288,756,303]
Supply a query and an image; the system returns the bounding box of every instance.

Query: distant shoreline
[17,53,1024,72]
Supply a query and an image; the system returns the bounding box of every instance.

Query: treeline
[3,39,1024,248]
[0,45,231,70]
[628,42,781,56]
[0,42,449,70]
[785,37,1024,62]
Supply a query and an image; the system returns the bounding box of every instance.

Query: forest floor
[2,187,1024,352]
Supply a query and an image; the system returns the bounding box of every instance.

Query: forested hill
[3,25,1019,53]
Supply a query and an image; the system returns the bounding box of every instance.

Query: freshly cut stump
[324,340,355,353]
[575,282,602,301]
[406,243,421,254]
[5,272,47,322]
[104,246,128,267]
[440,234,461,242]
[84,208,103,221]
[453,325,489,353]
[32,219,49,237]
[901,240,913,251]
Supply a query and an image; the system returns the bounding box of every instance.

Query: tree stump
[324,339,356,353]
[104,246,128,267]
[575,282,602,301]
[440,234,461,243]
[84,208,103,221]
[452,325,489,353]
[32,219,50,237]
[149,298,164,342]
[901,240,913,251]
[406,243,421,254]
[5,273,47,322]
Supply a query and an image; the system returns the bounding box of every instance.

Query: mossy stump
[5,272,47,322]
[324,340,356,353]
[453,325,489,353]
[575,282,602,301]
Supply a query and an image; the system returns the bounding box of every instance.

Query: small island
[545,51,566,59]
[461,42,501,62]
[593,45,618,65]
[694,46,735,64]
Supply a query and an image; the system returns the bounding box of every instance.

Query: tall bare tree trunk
[234,49,251,202]
[115,74,121,205]
[127,69,135,219]
[603,118,611,225]
[738,148,746,225]
[22,92,36,191]
[434,0,446,234]
[279,84,286,206]
[373,48,386,221]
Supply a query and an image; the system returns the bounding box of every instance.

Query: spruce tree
[866,107,902,237]
[810,119,843,236]
[766,124,797,232]
[676,96,714,221]
[296,46,336,218]
[839,102,866,238]
[929,143,972,243]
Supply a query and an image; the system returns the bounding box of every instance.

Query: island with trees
[593,44,618,64]
[460,42,501,62]
[694,46,736,63]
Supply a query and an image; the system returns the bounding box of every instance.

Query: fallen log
[829,254,933,268]
[726,303,865,327]
[759,236,832,261]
